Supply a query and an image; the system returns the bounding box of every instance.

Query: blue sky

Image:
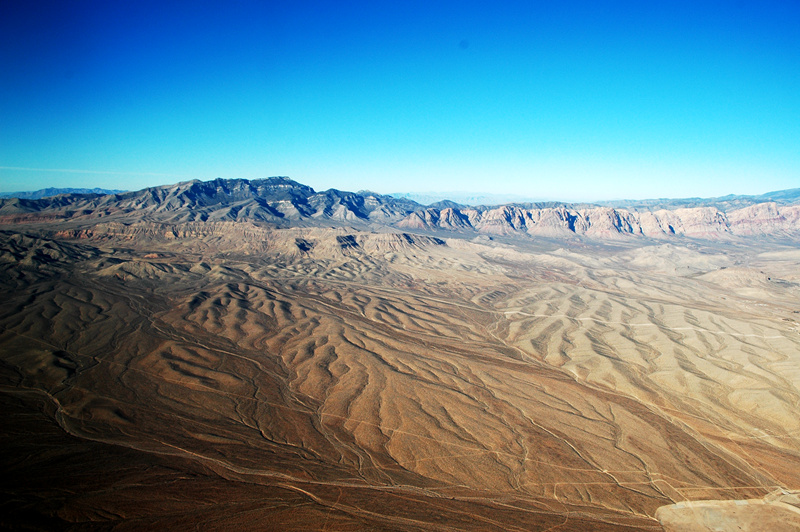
[1,1,798,201]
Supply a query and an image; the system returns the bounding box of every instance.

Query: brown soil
[2,224,799,530]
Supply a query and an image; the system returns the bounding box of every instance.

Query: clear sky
[1,0,798,201]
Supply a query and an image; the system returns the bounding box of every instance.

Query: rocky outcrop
[727,203,800,237]
[397,202,800,239]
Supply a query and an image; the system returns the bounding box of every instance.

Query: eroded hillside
[2,215,800,531]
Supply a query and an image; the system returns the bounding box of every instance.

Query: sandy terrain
[1,222,799,530]
[656,489,800,531]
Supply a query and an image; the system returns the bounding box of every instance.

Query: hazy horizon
[2,1,799,200]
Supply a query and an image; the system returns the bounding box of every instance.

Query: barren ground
[2,224,799,530]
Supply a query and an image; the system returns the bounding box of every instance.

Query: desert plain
[2,180,800,531]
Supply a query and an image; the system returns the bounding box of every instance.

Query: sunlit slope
[1,228,799,530]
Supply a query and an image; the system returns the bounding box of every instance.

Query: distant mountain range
[0,178,420,227]
[4,183,799,210]
[0,187,126,200]
[594,188,800,211]
[393,188,800,209]
[1,177,799,240]
[389,191,547,206]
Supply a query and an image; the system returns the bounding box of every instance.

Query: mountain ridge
[6,180,799,211]
[2,177,799,240]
